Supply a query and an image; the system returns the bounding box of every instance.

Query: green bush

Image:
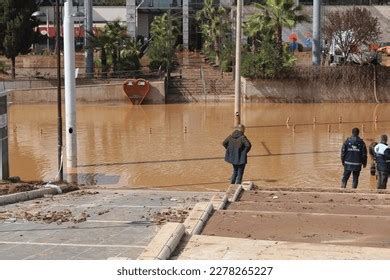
[220,59,232,72]
[220,42,233,72]
[0,61,6,73]
[241,41,296,79]
[149,60,167,71]
[117,54,140,73]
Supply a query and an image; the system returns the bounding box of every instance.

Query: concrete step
[202,209,390,248]
[239,189,390,206]
[175,235,390,260]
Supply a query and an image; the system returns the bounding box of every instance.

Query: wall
[39,6,126,23]
[8,81,165,104]
[242,67,390,103]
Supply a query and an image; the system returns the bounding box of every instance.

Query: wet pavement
[8,103,390,190]
[0,189,213,259]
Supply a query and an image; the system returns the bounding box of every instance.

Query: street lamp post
[32,2,63,181]
[312,0,321,65]
[234,0,242,127]
[55,0,63,181]
[64,0,84,183]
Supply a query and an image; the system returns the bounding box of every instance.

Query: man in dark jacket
[223,124,252,184]
[374,135,390,189]
[341,127,367,189]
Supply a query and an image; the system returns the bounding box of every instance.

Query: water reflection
[8,103,390,190]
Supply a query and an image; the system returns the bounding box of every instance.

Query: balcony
[136,0,183,10]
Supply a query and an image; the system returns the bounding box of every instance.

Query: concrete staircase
[175,186,390,259]
[167,52,235,103]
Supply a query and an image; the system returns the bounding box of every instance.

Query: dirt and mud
[202,189,390,248]
[0,183,40,196]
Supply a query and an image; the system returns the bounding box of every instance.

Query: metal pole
[55,0,63,181]
[64,0,77,182]
[167,10,172,83]
[84,0,93,78]
[312,0,321,65]
[46,9,50,51]
[234,0,242,127]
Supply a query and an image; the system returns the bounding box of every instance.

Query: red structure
[123,79,151,105]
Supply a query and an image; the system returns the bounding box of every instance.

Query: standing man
[223,124,252,185]
[374,135,390,189]
[341,127,367,189]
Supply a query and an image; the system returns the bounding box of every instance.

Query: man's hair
[236,124,245,132]
[380,134,388,144]
[352,127,360,136]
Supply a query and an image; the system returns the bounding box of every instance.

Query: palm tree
[104,21,128,74]
[255,0,309,58]
[87,29,111,78]
[196,0,230,66]
[148,13,179,71]
[244,13,272,53]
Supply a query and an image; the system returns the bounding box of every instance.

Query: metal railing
[299,0,390,5]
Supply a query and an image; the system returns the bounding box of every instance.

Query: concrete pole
[84,0,94,78]
[234,0,242,127]
[312,0,321,65]
[183,0,189,49]
[64,0,78,182]
[126,0,136,38]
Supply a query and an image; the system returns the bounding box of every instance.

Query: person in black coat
[341,127,367,189]
[374,135,390,189]
[223,124,252,184]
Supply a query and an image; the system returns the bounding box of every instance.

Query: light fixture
[72,11,85,18]
[31,11,47,18]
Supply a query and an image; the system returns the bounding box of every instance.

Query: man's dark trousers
[342,169,360,189]
[231,164,246,184]
[377,171,389,189]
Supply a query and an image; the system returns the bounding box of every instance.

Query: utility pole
[167,9,172,84]
[312,0,321,65]
[234,0,242,127]
[55,0,63,181]
[64,0,78,182]
[84,0,94,78]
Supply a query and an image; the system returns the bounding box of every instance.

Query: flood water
[8,103,390,191]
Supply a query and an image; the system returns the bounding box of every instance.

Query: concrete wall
[8,81,165,104]
[241,67,390,103]
[40,6,126,23]
[137,13,150,38]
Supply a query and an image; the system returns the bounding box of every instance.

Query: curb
[138,222,185,260]
[231,185,243,202]
[183,201,214,235]
[0,184,75,206]
[210,193,228,210]
[226,181,254,203]
[241,181,255,191]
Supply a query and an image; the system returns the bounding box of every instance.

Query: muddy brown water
[8,103,390,190]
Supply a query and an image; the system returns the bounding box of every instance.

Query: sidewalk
[0,189,214,260]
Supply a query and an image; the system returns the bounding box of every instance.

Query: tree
[87,28,111,78]
[87,20,140,78]
[148,13,180,71]
[0,0,38,79]
[196,0,230,66]
[254,0,309,59]
[323,7,381,62]
[244,13,272,53]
